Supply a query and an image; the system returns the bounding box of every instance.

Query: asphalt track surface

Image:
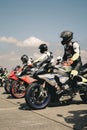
[0,86,87,130]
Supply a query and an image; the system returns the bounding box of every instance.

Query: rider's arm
[19,65,30,76]
[71,42,80,61]
[62,45,67,61]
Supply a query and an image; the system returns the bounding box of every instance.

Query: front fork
[39,81,48,98]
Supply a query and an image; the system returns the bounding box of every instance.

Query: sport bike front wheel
[25,83,51,110]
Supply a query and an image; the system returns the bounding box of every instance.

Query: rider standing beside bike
[60,31,82,78]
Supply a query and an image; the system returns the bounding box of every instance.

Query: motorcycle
[25,63,87,110]
[10,57,54,98]
[0,74,8,87]
[10,67,36,98]
[4,66,21,94]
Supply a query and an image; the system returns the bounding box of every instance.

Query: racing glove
[63,58,73,66]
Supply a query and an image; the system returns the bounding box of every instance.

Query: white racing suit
[33,51,53,68]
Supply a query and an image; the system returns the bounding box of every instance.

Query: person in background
[0,66,4,77]
[3,68,8,76]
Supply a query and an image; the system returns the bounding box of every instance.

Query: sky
[0,0,87,71]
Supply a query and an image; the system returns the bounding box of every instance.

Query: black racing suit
[63,41,82,71]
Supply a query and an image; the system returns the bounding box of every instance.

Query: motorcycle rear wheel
[4,79,12,94]
[25,82,51,110]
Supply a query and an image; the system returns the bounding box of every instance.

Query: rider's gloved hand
[63,58,73,66]
[67,58,73,65]
[70,70,78,79]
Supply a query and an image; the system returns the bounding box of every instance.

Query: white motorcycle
[25,63,87,109]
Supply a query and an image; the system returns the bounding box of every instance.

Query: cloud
[0,36,19,44]
[0,51,21,71]
[0,36,48,47]
[0,51,18,60]
[21,37,47,47]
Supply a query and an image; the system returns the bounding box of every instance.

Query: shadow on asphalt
[18,99,86,111]
[19,100,87,130]
[19,102,33,110]
[48,100,85,107]
[57,110,87,130]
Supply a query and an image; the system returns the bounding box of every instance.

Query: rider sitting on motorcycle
[33,44,53,68]
[55,31,82,91]
[60,31,82,78]
[19,44,53,76]
[20,54,33,76]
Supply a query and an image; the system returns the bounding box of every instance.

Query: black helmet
[60,31,73,45]
[38,44,48,53]
[21,54,28,64]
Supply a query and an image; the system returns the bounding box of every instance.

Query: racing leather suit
[33,51,53,68]
[63,41,82,72]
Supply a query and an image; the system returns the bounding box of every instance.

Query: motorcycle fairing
[38,73,69,86]
[19,75,37,84]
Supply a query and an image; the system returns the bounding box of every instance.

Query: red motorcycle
[10,57,54,98]
[4,66,21,94]
[10,67,37,98]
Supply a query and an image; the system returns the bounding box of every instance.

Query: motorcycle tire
[10,80,26,98]
[25,82,51,110]
[79,90,87,103]
[4,79,11,94]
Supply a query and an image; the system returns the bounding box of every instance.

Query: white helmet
[57,56,62,63]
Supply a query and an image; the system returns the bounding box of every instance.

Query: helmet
[21,54,28,64]
[57,56,62,63]
[38,44,48,53]
[60,31,73,45]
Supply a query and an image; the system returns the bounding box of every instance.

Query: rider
[55,31,82,91]
[3,67,8,76]
[20,54,31,76]
[0,66,4,77]
[19,44,53,76]
[21,54,29,66]
[33,43,53,68]
[60,31,82,78]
